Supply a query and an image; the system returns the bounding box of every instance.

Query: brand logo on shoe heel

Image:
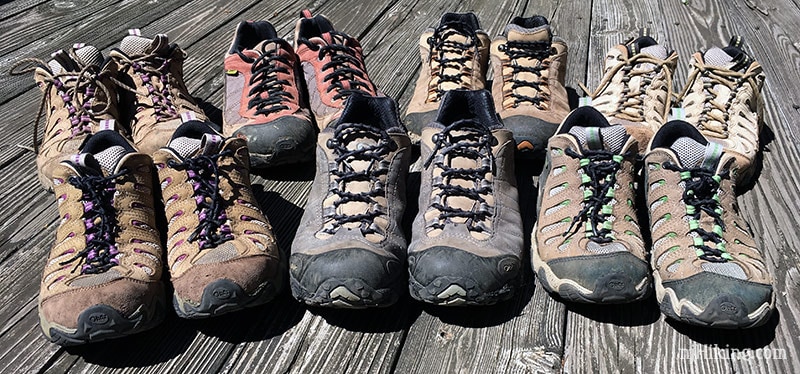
[88,313,109,325]
[607,279,626,291]
[720,302,738,314]
[213,288,232,299]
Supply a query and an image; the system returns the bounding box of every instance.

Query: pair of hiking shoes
[534,31,772,328]
[15,33,281,345]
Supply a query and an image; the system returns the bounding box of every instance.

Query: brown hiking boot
[645,120,774,328]
[110,30,207,154]
[290,94,411,308]
[405,13,491,137]
[293,10,379,130]
[408,89,523,306]
[39,130,165,345]
[10,44,124,192]
[223,21,316,168]
[679,36,765,184]
[585,30,677,139]
[153,121,282,318]
[490,15,569,158]
[532,107,650,303]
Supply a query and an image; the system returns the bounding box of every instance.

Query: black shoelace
[168,150,234,249]
[240,41,293,115]
[324,123,394,236]
[564,148,627,243]
[498,40,554,107]
[423,120,495,232]
[664,162,730,262]
[428,22,477,99]
[60,168,130,274]
[314,32,375,101]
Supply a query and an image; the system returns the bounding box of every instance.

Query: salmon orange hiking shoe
[223,20,316,168]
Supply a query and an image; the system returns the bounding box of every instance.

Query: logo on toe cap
[720,302,738,314]
[213,288,232,299]
[498,258,519,274]
[607,279,626,291]
[88,313,109,325]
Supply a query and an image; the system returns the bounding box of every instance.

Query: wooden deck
[1,0,799,372]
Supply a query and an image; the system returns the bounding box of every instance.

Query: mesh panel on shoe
[74,45,103,67]
[701,262,747,280]
[586,241,627,254]
[671,137,706,167]
[120,35,156,56]
[194,242,239,264]
[640,44,668,60]
[666,261,681,273]
[93,145,128,173]
[169,137,202,158]
[568,125,627,152]
[68,269,122,287]
[703,47,735,68]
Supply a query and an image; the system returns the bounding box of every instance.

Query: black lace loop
[563,148,628,243]
[315,32,375,101]
[423,120,495,232]
[240,41,293,115]
[500,40,554,107]
[60,168,130,274]
[168,150,234,249]
[664,162,729,262]
[428,22,477,99]
[324,123,393,235]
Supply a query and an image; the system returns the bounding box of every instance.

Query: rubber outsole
[289,276,401,309]
[173,277,282,319]
[653,270,775,329]
[41,296,166,346]
[531,225,652,304]
[407,273,516,306]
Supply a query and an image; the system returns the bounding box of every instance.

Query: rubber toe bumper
[502,115,559,159]
[233,116,316,168]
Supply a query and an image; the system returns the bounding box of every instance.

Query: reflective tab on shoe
[702,141,724,170]
[73,43,86,49]
[578,97,592,107]
[50,49,64,58]
[180,111,199,123]
[200,133,224,155]
[98,119,115,131]
[72,153,88,166]
[128,28,142,36]
[670,107,685,121]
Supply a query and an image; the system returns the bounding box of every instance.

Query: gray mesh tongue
[120,34,169,56]
[670,137,723,169]
[93,145,128,173]
[568,125,627,153]
[47,45,103,74]
[703,47,736,69]
[641,44,668,60]
[168,133,223,158]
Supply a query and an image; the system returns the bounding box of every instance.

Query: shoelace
[311,31,375,101]
[113,48,182,121]
[168,150,234,249]
[498,40,554,108]
[563,148,627,243]
[239,41,293,116]
[678,62,760,139]
[9,59,112,153]
[423,120,495,232]
[60,168,130,274]
[324,123,393,236]
[664,162,731,262]
[581,52,677,122]
[427,22,477,99]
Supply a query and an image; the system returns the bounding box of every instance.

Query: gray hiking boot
[645,120,774,328]
[532,106,650,304]
[290,94,411,308]
[408,89,523,306]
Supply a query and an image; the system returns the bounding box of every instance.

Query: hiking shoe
[679,36,765,184]
[585,29,677,137]
[490,15,569,157]
[11,44,124,192]
[405,13,490,137]
[153,121,282,318]
[110,30,207,154]
[645,120,774,328]
[408,89,523,306]
[290,94,411,308]
[293,10,379,130]
[223,21,316,168]
[38,129,165,346]
[532,106,650,303]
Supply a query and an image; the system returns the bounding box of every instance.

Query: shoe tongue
[568,125,628,153]
[626,36,667,59]
[670,137,724,169]
[640,44,667,60]
[120,33,170,56]
[504,20,551,44]
[48,44,103,74]
[702,46,745,71]
[318,32,352,46]
[168,132,224,158]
